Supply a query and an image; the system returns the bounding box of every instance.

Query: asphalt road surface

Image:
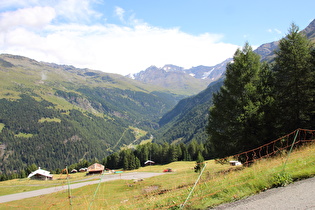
[212,176,315,210]
[2,173,315,209]
[0,172,164,203]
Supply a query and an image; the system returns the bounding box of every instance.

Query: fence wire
[1,128,315,209]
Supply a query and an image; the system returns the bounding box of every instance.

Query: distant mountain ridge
[126,59,231,95]
[254,19,315,62]
[155,19,315,144]
[127,19,315,93]
[1,19,314,175]
[0,54,188,173]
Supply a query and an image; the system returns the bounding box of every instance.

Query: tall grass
[1,143,314,209]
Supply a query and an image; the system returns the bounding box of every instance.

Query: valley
[0,19,315,181]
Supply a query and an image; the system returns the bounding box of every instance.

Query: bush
[272,172,293,187]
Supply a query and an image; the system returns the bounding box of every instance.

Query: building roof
[27,167,53,178]
[88,163,104,172]
[144,160,155,165]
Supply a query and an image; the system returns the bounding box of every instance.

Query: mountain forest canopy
[0,54,186,179]
[207,23,315,158]
[0,21,315,181]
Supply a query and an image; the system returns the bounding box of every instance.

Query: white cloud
[0,6,56,30]
[0,0,40,8]
[0,2,239,75]
[55,0,103,23]
[274,28,282,34]
[115,7,125,23]
[267,28,282,34]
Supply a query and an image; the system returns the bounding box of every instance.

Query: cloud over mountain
[0,0,239,75]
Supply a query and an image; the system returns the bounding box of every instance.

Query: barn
[87,163,105,175]
[27,167,53,180]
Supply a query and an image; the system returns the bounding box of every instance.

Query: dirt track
[0,172,164,203]
[212,176,315,210]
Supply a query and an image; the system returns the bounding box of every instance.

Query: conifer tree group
[207,23,315,158]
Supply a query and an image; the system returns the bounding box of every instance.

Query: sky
[0,0,314,75]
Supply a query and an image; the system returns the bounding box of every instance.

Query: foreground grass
[0,172,99,196]
[1,143,315,209]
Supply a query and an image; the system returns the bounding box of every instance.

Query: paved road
[0,172,164,203]
[212,176,315,210]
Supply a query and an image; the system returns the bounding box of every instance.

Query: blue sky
[0,0,314,75]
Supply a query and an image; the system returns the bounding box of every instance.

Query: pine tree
[207,43,263,157]
[194,152,204,173]
[25,163,38,174]
[273,23,315,133]
[255,62,277,143]
[135,156,141,169]
[123,155,130,170]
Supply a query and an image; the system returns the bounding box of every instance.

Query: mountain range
[0,19,314,174]
[0,54,189,172]
[155,19,315,144]
[126,59,231,95]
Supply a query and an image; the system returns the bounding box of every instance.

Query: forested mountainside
[1,19,314,177]
[155,78,223,144]
[156,19,315,145]
[0,54,186,174]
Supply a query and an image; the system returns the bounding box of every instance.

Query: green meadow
[1,143,315,209]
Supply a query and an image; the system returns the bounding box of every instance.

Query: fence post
[282,129,299,172]
[181,162,207,209]
[66,166,72,206]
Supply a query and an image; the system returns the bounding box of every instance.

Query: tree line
[1,23,314,181]
[0,140,208,181]
[207,23,315,158]
[101,140,209,171]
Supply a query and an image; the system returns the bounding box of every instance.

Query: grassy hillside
[0,54,187,174]
[0,142,314,209]
[155,78,223,144]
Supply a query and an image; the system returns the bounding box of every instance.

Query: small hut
[229,160,242,166]
[87,163,104,175]
[79,167,88,172]
[71,169,78,173]
[144,160,155,166]
[27,167,53,180]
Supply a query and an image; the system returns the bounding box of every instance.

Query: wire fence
[1,128,315,209]
[229,128,315,165]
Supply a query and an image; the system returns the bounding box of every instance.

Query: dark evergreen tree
[207,43,263,157]
[25,163,38,175]
[187,139,198,160]
[135,156,141,169]
[273,23,315,134]
[255,62,277,143]
[106,152,120,169]
[179,143,190,161]
[167,145,178,163]
[194,152,204,173]
[123,156,130,170]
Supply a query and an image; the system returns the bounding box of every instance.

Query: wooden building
[87,163,104,175]
[27,167,53,180]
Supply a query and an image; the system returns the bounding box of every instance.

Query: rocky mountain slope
[127,19,315,95]
[127,59,231,95]
[155,19,315,144]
